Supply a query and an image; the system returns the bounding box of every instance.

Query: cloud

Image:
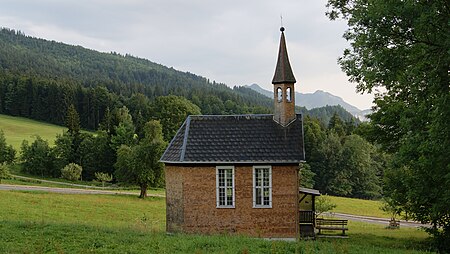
[0,0,374,109]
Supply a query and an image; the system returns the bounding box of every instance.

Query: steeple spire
[272,27,296,84]
[272,27,297,126]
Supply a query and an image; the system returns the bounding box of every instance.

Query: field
[328,195,389,218]
[0,191,433,253]
[0,114,68,150]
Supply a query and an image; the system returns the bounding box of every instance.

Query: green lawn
[0,114,68,150]
[329,196,390,218]
[0,191,433,253]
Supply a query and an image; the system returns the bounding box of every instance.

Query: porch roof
[299,187,321,196]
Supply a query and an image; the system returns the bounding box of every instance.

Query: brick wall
[165,164,299,238]
[165,166,184,233]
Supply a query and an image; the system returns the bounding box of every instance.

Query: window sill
[216,206,235,209]
[253,205,272,209]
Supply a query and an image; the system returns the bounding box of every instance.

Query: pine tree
[65,104,80,135]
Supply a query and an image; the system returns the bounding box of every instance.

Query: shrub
[315,195,337,218]
[0,130,15,164]
[61,163,83,181]
[21,137,56,177]
[0,163,10,183]
[95,172,113,187]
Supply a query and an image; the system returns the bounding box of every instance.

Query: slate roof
[160,114,305,164]
[272,29,296,84]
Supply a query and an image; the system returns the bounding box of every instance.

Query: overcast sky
[0,0,374,110]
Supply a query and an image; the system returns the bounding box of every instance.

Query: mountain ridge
[246,83,370,120]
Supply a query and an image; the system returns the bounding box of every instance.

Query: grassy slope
[328,195,390,218]
[0,191,433,253]
[0,114,67,150]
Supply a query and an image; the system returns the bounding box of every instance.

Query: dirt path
[11,174,110,189]
[0,184,165,197]
[324,212,430,228]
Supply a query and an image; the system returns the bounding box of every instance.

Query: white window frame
[253,165,272,208]
[216,166,235,208]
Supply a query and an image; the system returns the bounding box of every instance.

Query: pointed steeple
[272,27,296,84]
[272,27,297,126]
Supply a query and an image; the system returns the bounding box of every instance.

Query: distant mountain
[247,84,273,98]
[246,84,371,120]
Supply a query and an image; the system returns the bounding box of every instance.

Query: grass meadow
[328,196,389,218]
[0,191,434,253]
[0,114,68,150]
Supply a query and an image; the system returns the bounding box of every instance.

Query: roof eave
[160,160,306,165]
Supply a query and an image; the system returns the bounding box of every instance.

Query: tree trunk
[139,184,147,199]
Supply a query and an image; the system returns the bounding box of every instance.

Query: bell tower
[272,27,297,126]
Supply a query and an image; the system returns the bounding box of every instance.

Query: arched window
[286,87,292,102]
[277,87,282,102]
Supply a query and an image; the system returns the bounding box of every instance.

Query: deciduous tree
[0,130,15,164]
[114,120,166,198]
[20,136,56,177]
[61,163,82,181]
[327,0,450,250]
[0,163,10,183]
[151,95,201,141]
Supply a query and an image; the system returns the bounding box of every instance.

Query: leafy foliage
[151,95,201,141]
[60,163,83,181]
[114,120,166,198]
[20,136,56,177]
[52,132,75,172]
[95,172,113,188]
[304,115,385,199]
[327,0,450,250]
[0,162,10,183]
[299,163,315,188]
[0,129,15,163]
[315,195,337,218]
[111,106,136,149]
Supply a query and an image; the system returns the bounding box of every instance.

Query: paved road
[0,184,164,197]
[324,212,430,228]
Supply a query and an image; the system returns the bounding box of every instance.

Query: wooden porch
[298,188,320,238]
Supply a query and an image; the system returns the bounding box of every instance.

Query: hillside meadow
[0,191,434,253]
[0,114,69,150]
[328,196,389,218]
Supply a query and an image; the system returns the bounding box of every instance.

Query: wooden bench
[316,218,348,235]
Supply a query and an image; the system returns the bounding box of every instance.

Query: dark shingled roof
[160,114,305,164]
[272,30,296,84]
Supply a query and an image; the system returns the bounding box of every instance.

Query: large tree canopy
[327,0,449,250]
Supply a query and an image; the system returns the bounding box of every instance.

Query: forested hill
[0,28,356,130]
[0,28,273,129]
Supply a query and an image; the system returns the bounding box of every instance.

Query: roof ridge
[159,117,188,162]
[189,114,273,119]
[180,115,191,161]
